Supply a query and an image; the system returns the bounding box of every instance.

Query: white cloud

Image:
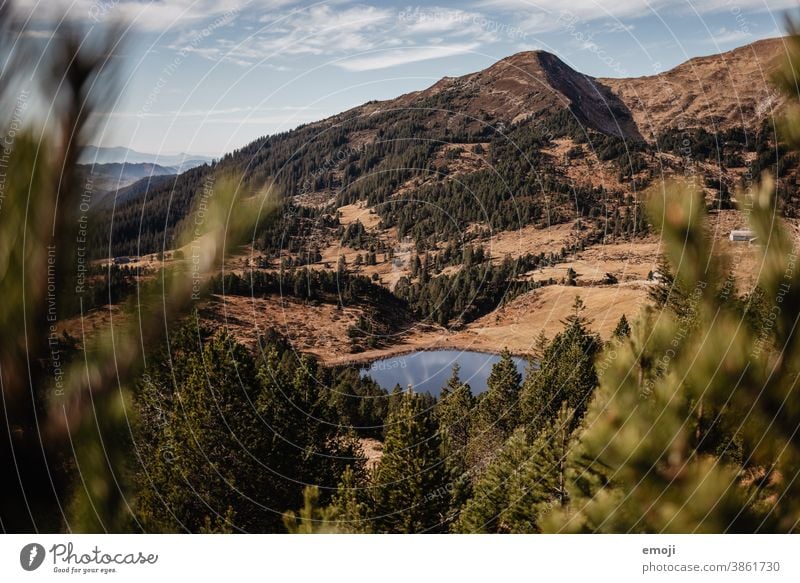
[98,105,321,119]
[478,0,799,32]
[20,29,58,39]
[13,0,289,33]
[706,26,754,45]
[396,7,508,42]
[12,1,527,70]
[336,43,481,71]
[177,4,514,69]
[253,5,394,55]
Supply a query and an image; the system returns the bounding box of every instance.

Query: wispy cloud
[13,1,602,71]
[201,114,321,125]
[478,0,798,32]
[336,43,480,71]
[174,4,515,69]
[254,5,394,55]
[13,0,288,32]
[704,27,754,45]
[97,105,321,119]
[20,29,58,39]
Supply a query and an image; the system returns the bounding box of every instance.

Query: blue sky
[14,0,792,156]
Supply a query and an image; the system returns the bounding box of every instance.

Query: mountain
[79,146,214,172]
[76,36,800,361]
[359,37,784,139]
[90,37,795,261]
[601,37,786,138]
[383,49,642,140]
[77,162,177,196]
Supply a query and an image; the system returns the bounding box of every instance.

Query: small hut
[729,230,756,242]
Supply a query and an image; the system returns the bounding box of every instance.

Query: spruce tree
[476,349,522,439]
[372,391,449,533]
[612,314,631,340]
[436,365,475,518]
[455,405,575,533]
[546,175,800,532]
[521,297,600,434]
[327,465,373,533]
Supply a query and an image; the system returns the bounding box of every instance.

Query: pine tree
[565,266,577,286]
[327,465,372,533]
[436,365,475,517]
[612,314,631,340]
[137,332,269,532]
[521,296,600,434]
[0,23,273,532]
[648,254,689,314]
[283,486,338,534]
[455,405,575,533]
[532,331,549,361]
[372,391,449,533]
[138,333,366,533]
[437,365,474,463]
[257,352,362,515]
[475,349,522,439]
[545,175,800,532]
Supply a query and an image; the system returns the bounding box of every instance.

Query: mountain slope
[78,162,176,195]
[601,37,786,139]
[77,37,800,360]
[90,37,794,261]
[374,50,642,140]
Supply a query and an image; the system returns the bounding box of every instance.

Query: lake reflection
[360,350,528,397]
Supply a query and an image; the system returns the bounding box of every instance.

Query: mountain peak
[494,48,567,66]
[377,37,787,143]
[475,48,581,83]
[388,46,639,139]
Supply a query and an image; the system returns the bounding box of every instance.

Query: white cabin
[729,230,756,242]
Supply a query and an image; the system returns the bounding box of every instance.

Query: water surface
[360,349,528,397]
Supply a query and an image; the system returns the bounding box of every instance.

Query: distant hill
[78,161,176,193]
[79,146,213,172]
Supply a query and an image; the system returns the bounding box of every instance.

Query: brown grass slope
[338,37,787,143]
[601,37,787,139]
